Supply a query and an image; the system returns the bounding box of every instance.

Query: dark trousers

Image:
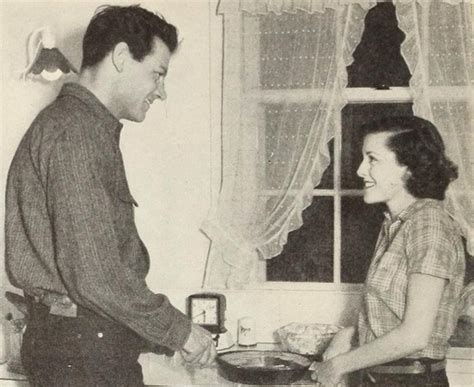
[21,297,146,387]
[358,358,450,387]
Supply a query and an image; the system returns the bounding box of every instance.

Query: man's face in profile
[117,37,171,122]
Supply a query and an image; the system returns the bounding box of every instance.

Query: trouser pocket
[22,306,144,387]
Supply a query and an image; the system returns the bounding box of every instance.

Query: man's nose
[155,83,167,101]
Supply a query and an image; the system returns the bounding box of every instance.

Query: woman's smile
[357,132,415,216]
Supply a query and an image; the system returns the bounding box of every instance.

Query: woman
[312,116,465,386]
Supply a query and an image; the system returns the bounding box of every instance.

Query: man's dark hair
[361,116,458,200]
[81,4,178,70]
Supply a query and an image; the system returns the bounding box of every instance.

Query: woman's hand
[311,358,344,386]
[323,326,355,360]
[311,327,354,385]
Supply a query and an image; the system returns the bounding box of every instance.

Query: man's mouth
[145,98,152,107]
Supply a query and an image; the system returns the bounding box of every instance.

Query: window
[265,3,414,284]
[205,0,470,289]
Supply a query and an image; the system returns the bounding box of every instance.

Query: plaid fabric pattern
[358,199,465,359]
[5,83,191,350]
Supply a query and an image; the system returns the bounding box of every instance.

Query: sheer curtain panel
[201,0,375,288]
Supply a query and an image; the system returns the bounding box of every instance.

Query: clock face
[191,298,218,325]
[187,293,226,334]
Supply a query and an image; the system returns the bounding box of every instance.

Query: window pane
[341,103,413,189]
[341,198,385,283]
[347,2,411,87]
[267,197,333,282]
[263,104,333,190]
[256,10,337,90]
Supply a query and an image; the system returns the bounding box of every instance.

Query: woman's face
[357,132,414,215]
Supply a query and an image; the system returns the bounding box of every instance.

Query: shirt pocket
[368,251,404,292]
[114,166,138,208]
[113,177,139,244]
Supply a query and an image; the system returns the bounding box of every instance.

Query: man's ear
[111,42,130,72]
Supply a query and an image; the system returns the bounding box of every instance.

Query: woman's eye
[368,156,377,164]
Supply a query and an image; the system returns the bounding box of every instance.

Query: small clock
[187,292,226,334]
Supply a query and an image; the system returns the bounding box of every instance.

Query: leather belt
[368,359,446,374]
[26,290,78,317]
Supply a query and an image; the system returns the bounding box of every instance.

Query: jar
[0,321,8,364]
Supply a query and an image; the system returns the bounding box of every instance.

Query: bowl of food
[216,350,312,385]
[275,322,343,356]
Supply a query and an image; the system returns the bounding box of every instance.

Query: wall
[1,1,362,383]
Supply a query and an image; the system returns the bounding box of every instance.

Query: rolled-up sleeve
[46,120,191,351]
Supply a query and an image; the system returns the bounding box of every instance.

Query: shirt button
[77,334,82,339]
[98,332,104,338]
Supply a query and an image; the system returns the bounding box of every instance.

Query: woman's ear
[111,42,129,72]
[403,168,412,182]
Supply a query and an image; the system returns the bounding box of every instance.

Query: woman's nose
[356,160,366,178]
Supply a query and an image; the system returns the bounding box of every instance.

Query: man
[5,5,216,386]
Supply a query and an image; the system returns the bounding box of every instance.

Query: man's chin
[125,113,146,123]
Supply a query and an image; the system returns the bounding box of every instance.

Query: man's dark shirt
[5,83,191,350]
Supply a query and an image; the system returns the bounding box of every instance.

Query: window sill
[241,281,364,293]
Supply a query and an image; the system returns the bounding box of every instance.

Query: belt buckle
[412,360,426,374]
[50,302,77,317]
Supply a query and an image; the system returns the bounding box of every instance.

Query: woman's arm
[312,273,447,385]
[323,326,356,360]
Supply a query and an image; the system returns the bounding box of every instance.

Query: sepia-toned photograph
[0,0,472,386]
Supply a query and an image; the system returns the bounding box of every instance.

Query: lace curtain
[394,0,473,254]
[201,0,375,287]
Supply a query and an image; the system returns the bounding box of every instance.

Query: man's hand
[180,323,217,366]
[323,326,355,360]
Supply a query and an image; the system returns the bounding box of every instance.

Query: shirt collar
[383,198,440,224]
[58,82,123,142]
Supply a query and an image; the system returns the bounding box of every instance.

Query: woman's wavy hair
[361,116,458,200]
[81,5,178,70]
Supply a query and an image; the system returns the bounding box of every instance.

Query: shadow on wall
[58,26,84,73]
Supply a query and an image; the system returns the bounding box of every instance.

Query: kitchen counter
[445,347,474,386]
[0,363,28,387]
[2,346,472,386]
[140,344,474,386]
